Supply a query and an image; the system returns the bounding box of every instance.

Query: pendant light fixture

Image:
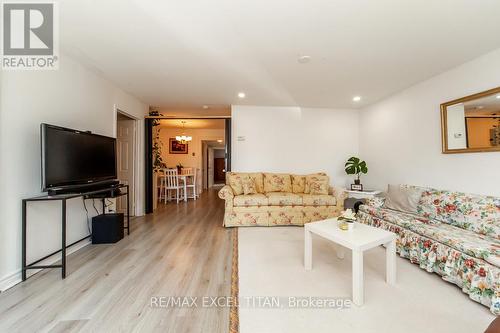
[176,121,192,144]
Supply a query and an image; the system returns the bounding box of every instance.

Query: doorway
[145,117,231,214]
[213,148,225,185]
[201,141,226,190]
[116,111,138,215]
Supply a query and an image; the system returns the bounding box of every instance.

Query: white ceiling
[60,0,500,109]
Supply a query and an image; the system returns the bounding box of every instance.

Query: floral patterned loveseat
[357,185,500,315]
[218,172,346,227]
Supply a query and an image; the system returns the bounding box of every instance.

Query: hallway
[0,189,233,332]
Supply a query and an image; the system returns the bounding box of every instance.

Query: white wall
[231,106,359,187]
[157,127,225,170]
[0,53,148,289]
[359,48,500,196]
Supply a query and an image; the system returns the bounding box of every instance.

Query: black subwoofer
[92,213,124,244]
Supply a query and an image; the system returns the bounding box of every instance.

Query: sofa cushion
[268,206,304,226]
[360,205,500,264]
[226,172,264,194]
[291,175,306,193]
[266,192,303,206]
[226,172,244,195]
[361,204,440,231]
[233,194,268,207]
[302,194,336,206]
[309,179,329,195]
[417,189,500,239]
[263,173,292,193]
[303,206,340,224]
[304,174,329,194]
[242,176,257,195]
[385,184,423,213]
[414,221,500,266]
[248,173,265,193]
[228,207,269,226]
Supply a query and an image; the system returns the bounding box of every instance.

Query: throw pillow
[384,184,423,213]
[242,176,257,195]
[263,173,292,192]
[226,172,244,195]
[304,174,329,194]
[309,180,329,195]
[247,173,264,193]
[291,175,306,193]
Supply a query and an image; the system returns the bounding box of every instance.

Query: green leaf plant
[344,157,368,183]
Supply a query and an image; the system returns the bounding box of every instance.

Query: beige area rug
[238,226,495,333]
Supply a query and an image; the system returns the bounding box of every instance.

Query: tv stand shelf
[21,184,130,281]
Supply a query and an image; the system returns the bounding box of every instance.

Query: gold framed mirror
[441,87,500,153]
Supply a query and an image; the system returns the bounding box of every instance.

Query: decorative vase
[338,219,356,231]
[338,220,348,231]
[354,179,361,185]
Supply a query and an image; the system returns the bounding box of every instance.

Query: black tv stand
[21,183,130,281]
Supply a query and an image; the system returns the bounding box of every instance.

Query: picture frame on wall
[169,138,188,154]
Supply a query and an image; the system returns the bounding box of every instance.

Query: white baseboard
[0,271,21,292]
[0,239,91,292]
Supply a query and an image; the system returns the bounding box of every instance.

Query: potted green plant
[149,107,165,172]
[344,157,368,185]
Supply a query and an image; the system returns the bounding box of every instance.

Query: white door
[208,147,214,188]
[117,116,135,215]
[202,141,208,190]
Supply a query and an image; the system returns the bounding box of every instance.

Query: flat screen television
[41,123,117,193]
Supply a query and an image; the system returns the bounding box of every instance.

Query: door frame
[144,116,231,214]
[114,106,140,216]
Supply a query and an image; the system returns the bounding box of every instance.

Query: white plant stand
[346,189,381,200]
[345,189,382,212]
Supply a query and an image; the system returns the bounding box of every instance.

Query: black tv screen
[41,124,117,191]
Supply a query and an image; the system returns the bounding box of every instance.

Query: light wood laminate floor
[0,189,232,333]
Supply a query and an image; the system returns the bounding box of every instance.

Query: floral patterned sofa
[218,172,346,227]
[357,185,500,315]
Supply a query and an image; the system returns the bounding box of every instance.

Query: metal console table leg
[22,200,27,281]
[61,199,67,278]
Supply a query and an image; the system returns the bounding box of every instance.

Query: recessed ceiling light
[202,105,209,109]
[238,92,246,99]
[352,96,361,102]
[298,55,311,64]
[217,139,223,143]
[475,106,484,109]
[496,95,500,99]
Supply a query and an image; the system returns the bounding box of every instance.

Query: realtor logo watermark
[150,296,352,310]
[1,2,59,70]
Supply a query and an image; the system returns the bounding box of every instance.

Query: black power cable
[82,198,92,235]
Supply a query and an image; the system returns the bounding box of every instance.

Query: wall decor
[441,86,500,153]
[169,138,188,154]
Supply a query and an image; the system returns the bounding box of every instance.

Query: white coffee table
[304,219,397,306]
